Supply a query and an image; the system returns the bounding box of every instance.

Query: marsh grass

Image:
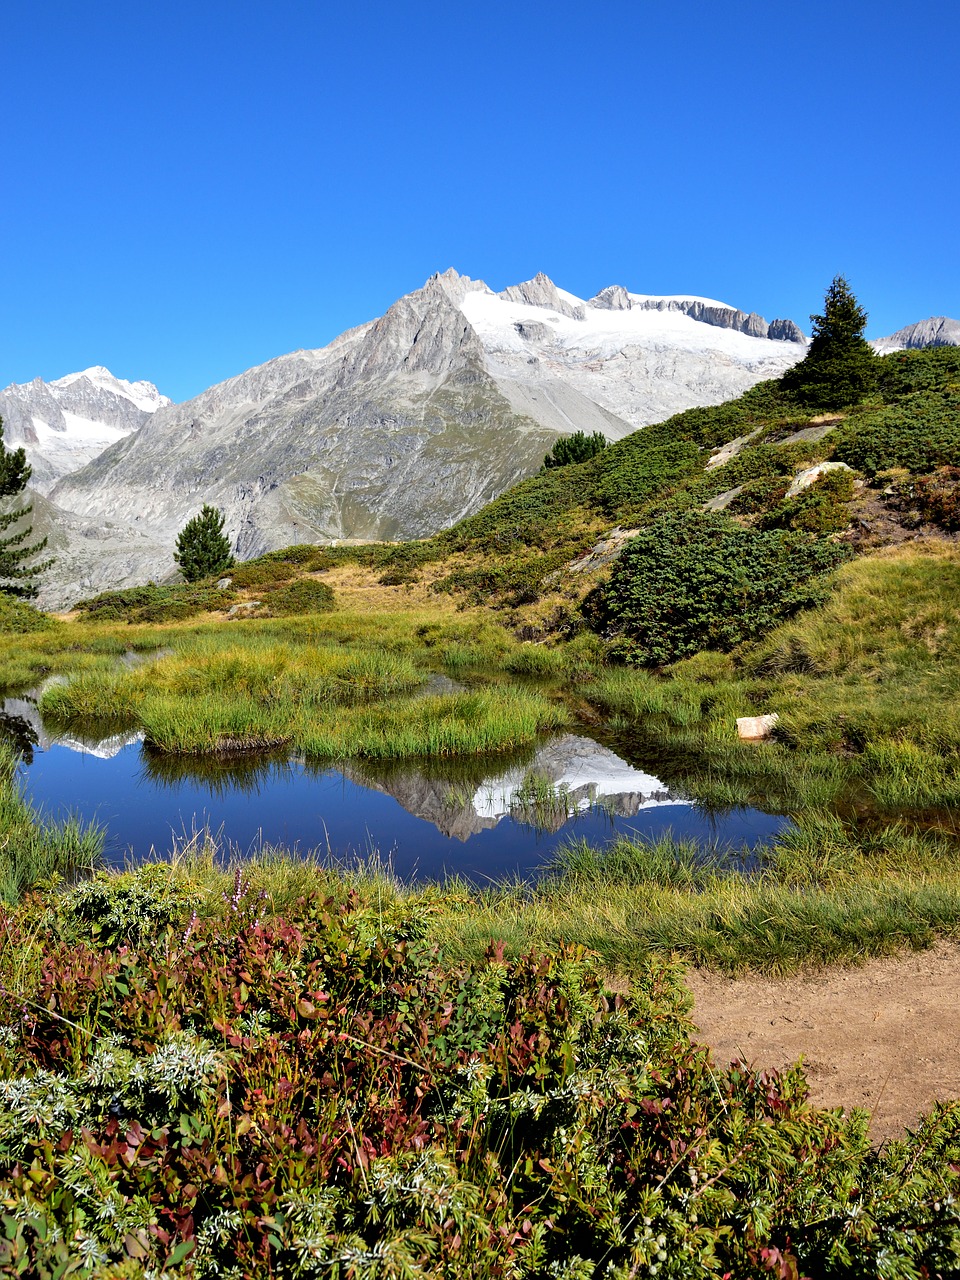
[0,746,102,902]
[40,627,568,758]
[296,689,569,760]
[431,817,960,974]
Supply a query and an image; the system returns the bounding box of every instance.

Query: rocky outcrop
[633,297,792,340]
[768,318,807,344]
[589,285,633,311]
[589,288,807,343]
[873,317,960,353]
[499,272,586,320]
[784,460,854,499]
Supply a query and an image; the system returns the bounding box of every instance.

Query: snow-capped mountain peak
[0,365,171,492]
[50,366,171,413]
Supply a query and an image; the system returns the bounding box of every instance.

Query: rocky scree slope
[51,271,809,571]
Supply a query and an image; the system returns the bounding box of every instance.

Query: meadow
[3,343,960,1271]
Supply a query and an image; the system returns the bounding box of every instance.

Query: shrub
[587,510,850,665]
[260,543,326,566]
[435,550,570,607]
[254,578,335,616]
[762,469,856,534]
[728,474,791,515]
[228,559,297,588]
[543,429,607,468]
[875,345,960,399]
[1,892,958,1278]
[907,466,960,530]
[0,597,57,634]
[592,440,700,516]
[73,583,235,623]
[832,389,960,474]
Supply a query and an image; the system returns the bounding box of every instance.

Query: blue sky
[2,0,957,403]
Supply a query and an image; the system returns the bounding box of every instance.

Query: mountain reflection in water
[2,694,789,883]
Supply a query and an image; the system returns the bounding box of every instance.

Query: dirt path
[687,941,960,1142]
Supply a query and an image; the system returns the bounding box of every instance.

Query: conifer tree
[0,422,52,599]
[543,430,608,469]
[781,275,877,409]
[174,504,234,582]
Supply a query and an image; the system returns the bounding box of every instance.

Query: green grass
[0,744,103,903]
[38,629,568,758]
[579,541,960,815]
[429,817,960,975]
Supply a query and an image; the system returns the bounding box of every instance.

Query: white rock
[736,713,779,742]
[785,461,854,499]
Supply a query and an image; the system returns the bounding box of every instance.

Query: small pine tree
[173,504,234,582]
[781,275,877,409]
[0,421,53,599]
[543,430,608,469]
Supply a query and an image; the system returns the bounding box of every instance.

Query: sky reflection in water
[5,695,789,883]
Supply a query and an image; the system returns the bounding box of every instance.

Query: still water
[3,690,788,883]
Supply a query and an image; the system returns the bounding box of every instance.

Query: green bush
[0,597,57,634]
[543,429,607,468]
[435,550,570,607]
[762,469,856,534]
[832,389,960,474]
[728,474,791,515]
[587,510,850,665]
[73,583,235,623]
[254,578,335,616]
[228,559,297,587]
[875,345,960,399]
[592,440,700,516]
[260,543,326,566]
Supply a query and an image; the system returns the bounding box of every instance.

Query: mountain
[50,271,807,568]
[872,317,960,354]
[347,734,687,842]
[0,366,170,492]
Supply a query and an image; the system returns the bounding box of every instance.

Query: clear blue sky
[2,0,957,404]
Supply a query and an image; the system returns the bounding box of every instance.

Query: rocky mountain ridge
[0,367,169,493]
[48,271,809,585]
[10,273,958,609]
[872,317,960,353]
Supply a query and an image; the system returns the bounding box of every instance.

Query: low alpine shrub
[0,885,957,1278]
[587,510,850,665]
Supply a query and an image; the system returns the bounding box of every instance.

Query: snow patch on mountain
[51,366,171,413]
[0,366,170,492]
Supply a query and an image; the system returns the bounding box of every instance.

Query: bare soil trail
[687,941,960,1142]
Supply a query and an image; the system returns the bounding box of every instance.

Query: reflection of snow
[473,735,687,821]
[1,691,142,759]
[52,730,144,760]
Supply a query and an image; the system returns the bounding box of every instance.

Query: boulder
[736,713,779,742]
[785,461,854,499]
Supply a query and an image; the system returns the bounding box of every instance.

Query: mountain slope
[873,316,960,353]
[0,367,170,492]
[52,271,807,562]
